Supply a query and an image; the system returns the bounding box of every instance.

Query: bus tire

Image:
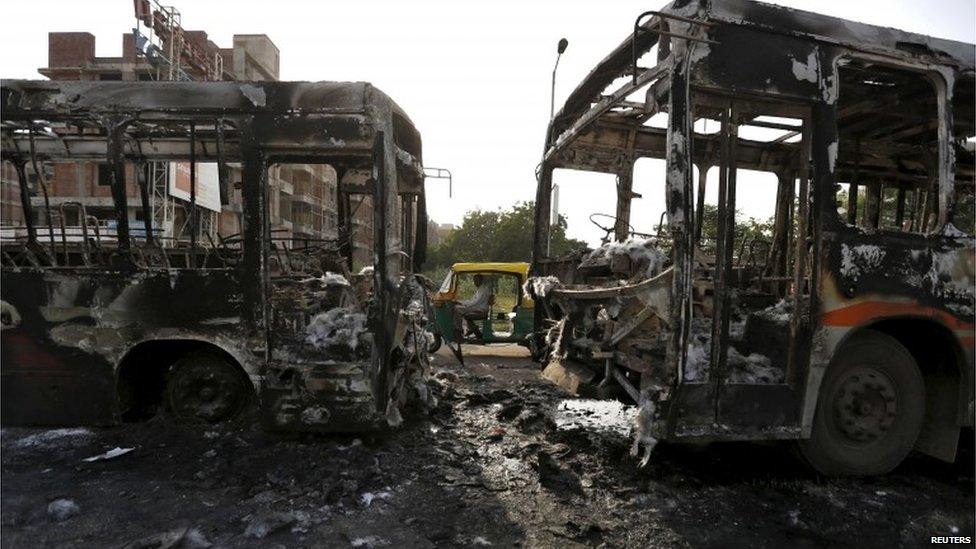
[166,351,251,424]
[799,330,924,476]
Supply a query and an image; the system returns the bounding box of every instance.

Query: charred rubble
[526,237,791,413]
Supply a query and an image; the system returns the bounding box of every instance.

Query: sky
[2,0,974,246]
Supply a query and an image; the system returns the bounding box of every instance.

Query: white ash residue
[584,238,668,278]
[320,272,350,286]
[12,428,92,449]
[840,244,886,282]
[359,489,393,507]
[404,329,436,357]
[925,250,974,302]
[689,42,711,65]
[752,298,793,322]
[359,266,374,276]
[404,297,425,319]
[401,276,429,320]
[299,272,352,292]
[943,223,970,238]
[554,398,637,438]
[727,348,784,384]
[545,318,568,359]
[47,499,80,521]
[351,536,390,548]
[400,277,436,361]
[684,320,712,382]
[523,276,561,300]
[683,314,784,383]
[305,307,368,351]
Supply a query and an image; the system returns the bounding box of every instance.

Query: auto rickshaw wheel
[427,333,442,353]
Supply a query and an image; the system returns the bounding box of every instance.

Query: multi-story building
[426,220,455,249]
[1,30,366,260]
[0,162,22,226]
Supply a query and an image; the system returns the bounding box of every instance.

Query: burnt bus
[0,80,433,432]
[528,0,974,475]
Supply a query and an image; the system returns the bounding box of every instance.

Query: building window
[99,72,123,81]
[97,164,112,186]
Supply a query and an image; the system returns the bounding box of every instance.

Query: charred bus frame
[0,80,432,431]
[530,0,974,474]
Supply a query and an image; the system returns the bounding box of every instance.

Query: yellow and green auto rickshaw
[428,262,535,353]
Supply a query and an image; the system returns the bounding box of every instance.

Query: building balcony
[290,192,322,206]
[30,196,116,208]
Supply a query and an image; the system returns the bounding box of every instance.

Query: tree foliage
[425,201,585,270]
[425,200,785,278]
[683,203,775,258]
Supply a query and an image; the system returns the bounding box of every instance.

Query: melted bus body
[528,0,974,475]
[1,80,433,432]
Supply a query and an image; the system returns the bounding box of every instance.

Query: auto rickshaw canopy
[450,262,530,277]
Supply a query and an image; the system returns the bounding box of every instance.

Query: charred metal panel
[821,230,975,322]
[1,79,429,431]
[694,25,824,101]
[710,0,975,66]
[1,81,422,166]
[0,268,244,425]
[530,0,975,458]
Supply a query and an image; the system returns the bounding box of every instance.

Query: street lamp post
[546,38,568,257]
[550,38,569,120]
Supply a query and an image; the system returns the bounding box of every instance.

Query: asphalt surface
[2,345,973,548]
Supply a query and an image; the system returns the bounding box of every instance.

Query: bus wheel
[799,330,924,476]
[166,352,250,423]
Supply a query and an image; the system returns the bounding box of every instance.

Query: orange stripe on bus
[820,301,975,332]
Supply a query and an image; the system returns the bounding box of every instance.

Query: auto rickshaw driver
[453,274,493,337]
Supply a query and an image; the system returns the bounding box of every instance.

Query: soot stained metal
[527,0,975,474]
[0,80,433,432]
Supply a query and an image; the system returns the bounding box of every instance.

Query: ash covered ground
[2,345,972,548]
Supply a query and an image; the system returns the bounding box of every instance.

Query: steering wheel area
[589,213,635,243]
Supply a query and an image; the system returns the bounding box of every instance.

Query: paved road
[2,345,973,547]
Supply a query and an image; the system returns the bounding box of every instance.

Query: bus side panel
[1,271,116,425]
[0,268,245,426]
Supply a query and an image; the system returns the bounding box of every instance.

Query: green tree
[425,201,585,270]
[691,203,774,258]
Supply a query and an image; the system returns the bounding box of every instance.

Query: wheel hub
[171,362,242,422]
[832,368,897,444]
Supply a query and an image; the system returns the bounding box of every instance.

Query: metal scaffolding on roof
[132,0,222,246]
